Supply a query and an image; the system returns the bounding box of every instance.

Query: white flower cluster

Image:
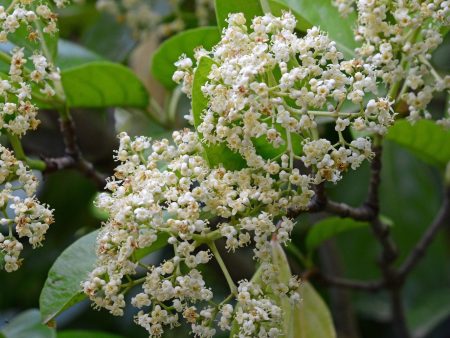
[0,145,54,272]
[95,0,214,39]
[0,0,68,42]
[174,12,393,184]
[333,0,450,122]
[0,47,59,136]
[83,130,304,337]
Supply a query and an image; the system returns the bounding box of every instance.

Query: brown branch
[316,273,384,292]
[43,117,107,189]
[364,145,410,338]
[288,143,448,338]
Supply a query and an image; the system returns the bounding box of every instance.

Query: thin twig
[317,273,384,292]
[43,117,107,189]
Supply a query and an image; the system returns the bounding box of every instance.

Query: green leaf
[306,217,368,253]
[56,40,103,70]
[386,119,450,168]
[268,0,312,32]
[0,310,56,338]
[192,56,247,170]
[39,231,99,324]
[61,61,149,108]
[151,27,221,89]
[214,0,264,30]
[277,0,358,58]
[293,282,337,338]
[57,331,123,338]
[39,230,169,323]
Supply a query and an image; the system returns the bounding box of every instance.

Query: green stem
[7,133,46,171]
[34,21,66,104]
[208,241,237,294]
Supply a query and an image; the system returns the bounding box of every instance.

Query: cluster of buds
[0,0,67,42]
[174,12,394,184]
[83,129,305,337]
[0,145,54,272]
[333,0,450,122]
[84,7,448,338]
[0,47,59,136]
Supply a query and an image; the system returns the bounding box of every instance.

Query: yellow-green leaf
[293,282,337,338]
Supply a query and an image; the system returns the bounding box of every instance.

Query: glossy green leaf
[277,0,358,58]
[39,231,99,324]
[0,310,56,338]
[268,0,312,32]
[293,282,337,338]
[61,61,149,108]
[386,119,450,168]
[56,40,103,70]
[215,0,264,30]
[39,230,169,323]
[192,56,247,170]
[58,331,123,338]
[151,27,221,89]
[306,217,369,253]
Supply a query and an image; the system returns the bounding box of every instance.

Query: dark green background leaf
[0,310,56,338]
[56,40,103,70]
[39,231,98,323]
[306,217,369,253]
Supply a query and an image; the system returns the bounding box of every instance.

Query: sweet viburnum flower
[83,129,306,336]
[84,11,413,338]
[0,48,61,136]
[333,0,450,122]
[0,145,54,272]
[0,0,68,42]
[175,12,394,183]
